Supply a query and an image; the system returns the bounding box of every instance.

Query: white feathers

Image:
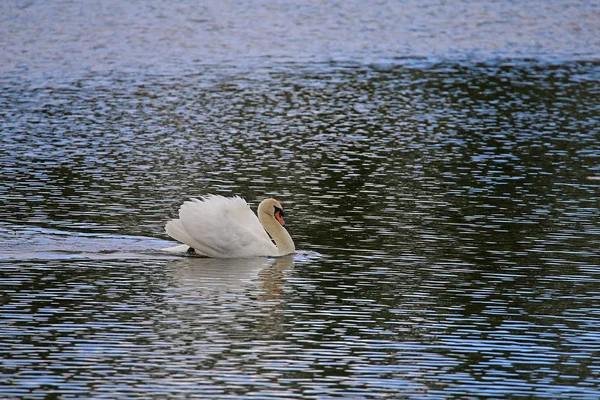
[164,195,281,258]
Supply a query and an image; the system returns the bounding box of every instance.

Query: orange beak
[275,210,285,226]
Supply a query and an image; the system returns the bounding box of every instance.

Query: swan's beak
[274,209,285,227]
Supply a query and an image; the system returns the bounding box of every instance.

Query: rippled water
[2,0,600,398]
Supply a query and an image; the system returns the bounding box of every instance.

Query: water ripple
[1,58,600,398]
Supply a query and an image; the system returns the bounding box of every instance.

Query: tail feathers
[165,219,211,256]
[165,219,195,248]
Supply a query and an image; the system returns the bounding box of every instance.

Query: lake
[1,0,599,398]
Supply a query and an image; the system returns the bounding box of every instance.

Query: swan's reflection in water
[165,255,294,294]
[161,255,295,340]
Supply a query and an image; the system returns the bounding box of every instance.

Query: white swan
[163,195,295,258]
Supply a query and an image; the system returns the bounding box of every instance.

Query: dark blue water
[1,1,600,398]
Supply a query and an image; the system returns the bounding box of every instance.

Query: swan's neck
[259,214,295,256]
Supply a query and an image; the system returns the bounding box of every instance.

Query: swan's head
[258,198,286,227]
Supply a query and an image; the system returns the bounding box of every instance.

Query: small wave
[0,224,176,261]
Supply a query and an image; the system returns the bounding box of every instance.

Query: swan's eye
[274,206,285,226]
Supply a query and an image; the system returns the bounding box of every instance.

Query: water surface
[1,1,600,398]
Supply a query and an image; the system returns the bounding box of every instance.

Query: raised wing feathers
[165,195,278,258]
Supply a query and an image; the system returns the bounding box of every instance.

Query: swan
[163,195,295,258]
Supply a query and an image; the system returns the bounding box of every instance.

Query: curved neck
[259,213,295,256]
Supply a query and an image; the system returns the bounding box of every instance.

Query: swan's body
[164,195,295,258]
